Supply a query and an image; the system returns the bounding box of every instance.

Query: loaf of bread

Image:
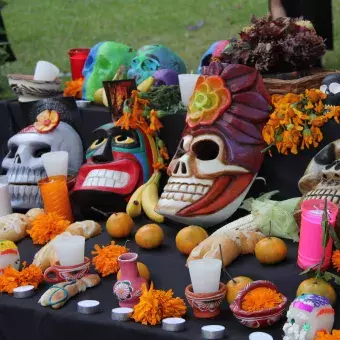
[0,213,29,242]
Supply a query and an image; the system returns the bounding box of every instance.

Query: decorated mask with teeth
[320,73,340,107]
[299,140,340,205]
[283,294,334,340]
[156,61,271,226]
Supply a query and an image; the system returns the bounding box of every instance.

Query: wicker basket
[263,69,340,95]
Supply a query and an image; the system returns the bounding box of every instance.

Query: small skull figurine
[299,140,340,204]
[127,44,186,85]
[320,73,340,107]
[283,294,334,340]
[156,61,271,227]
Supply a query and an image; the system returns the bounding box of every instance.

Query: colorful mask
[197,40,230,74]
[156,62,271,226]
[2,117,83,209]
[0,240,20,274]
[82,41,136,101]
[299,140,340,204]
[283,294,334,340]
[127,44,186,85]
[320,73,340,107]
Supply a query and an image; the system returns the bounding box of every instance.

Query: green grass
[1,0,340,98]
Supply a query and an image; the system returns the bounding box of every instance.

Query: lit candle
[178,74,200,106]
[0,176,12,217]
[188,259,222,293]
[53,235,85,266]
[249,332,273,340]
[42,151,69,177]
[201,325,225,339]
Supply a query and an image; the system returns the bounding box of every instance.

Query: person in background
[269,0,333,67]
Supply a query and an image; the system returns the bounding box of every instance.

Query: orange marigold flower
[149,109,163,133]
[33,110,60,133]
[63,78,84,99]
[27,212,70,245]
[285,93,303,104]
[187,75,231,128]
[271,94,284,108]
[91,242,128,277]
[311,126,323,147]
[315,100,324,113]
[306,89,327,103]
[315,330,340,340]
[301,128,313,150]
[242,287,283,312]
[332,250,340,272]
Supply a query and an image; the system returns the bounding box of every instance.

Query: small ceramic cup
[185,282,226,318]
[44,257,90,283]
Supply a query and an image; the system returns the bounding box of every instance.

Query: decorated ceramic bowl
[0,240,20,274]
[230,280,287,328]
[185,282,226,318]
[8,74,61,102]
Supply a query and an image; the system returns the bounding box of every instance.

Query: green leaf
[329,226,340,250]
[324,271,340,285]
[300,265,317,276]
[323,271,333,282]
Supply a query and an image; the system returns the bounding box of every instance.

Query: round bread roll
[0,213,29,242]
[26,208,45,230]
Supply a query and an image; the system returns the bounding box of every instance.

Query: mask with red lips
[156,61,271,227]
[72,122,156,216]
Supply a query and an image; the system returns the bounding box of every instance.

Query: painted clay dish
[8,74,61,102]
[230,280,287,328]
[185,282,226,318]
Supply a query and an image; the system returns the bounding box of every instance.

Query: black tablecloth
[1,216,339,340]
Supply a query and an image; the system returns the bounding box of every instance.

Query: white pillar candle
[53,235,85,266]
[188,259,222,293]
[178,74,200,106]
[0,176,12,217]
[34,61,60,81]
[42,151,69,177]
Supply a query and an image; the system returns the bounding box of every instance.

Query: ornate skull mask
[127,44,186,85]
[299,140,340,204]
[82,41,136,101]
[320,73,340,107]
[156,62,271,226]
[2,122,83,209]
[283,294,334,340]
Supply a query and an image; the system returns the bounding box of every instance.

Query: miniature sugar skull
[2,121,83,209]
[320,73,340,107]
[82,41,136,101]
[0,240,20,274]
[283,294,334,340]
[127,44,186,85]
[156,62,271,226]
[299,140,340,204]
[197,40,230,74]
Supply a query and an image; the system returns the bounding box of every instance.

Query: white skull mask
[299,140,340,204]
[1,122,83,209]
[156,133,253,226]
[283,294,334,340]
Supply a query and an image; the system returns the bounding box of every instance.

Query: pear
[94,88,104,105]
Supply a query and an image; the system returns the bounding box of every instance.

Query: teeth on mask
[98,178,106,186]
[173,193,184,201]
[105,179,115,188]
[83,170,130,189]
[168,193,175,199]
[179,184,187,192]
[172,184,180,191]
[196,185,204,194]
[92,178,99,186]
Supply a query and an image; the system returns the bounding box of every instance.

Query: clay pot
[230,280,287,328]
[113,253,149,308]
[185,282,226,318]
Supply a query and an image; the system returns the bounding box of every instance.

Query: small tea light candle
[77,300,100,314]
[201,325,225,340]
[111,307,133,321]
[13,285,34,299]
[162,317,186,332]
[249,332,274,340]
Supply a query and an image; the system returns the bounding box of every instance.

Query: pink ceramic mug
[44,257,90,283]
[298,199,338,271]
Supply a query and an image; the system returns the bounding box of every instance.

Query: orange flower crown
[262,89,340,155]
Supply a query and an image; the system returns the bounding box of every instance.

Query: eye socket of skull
[192,139,220,161]
[6,144,18,158]
[141,58,160,71]
[32,145,51,158]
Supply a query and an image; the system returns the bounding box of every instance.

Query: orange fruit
[297,277,336,305]
[135,224,164,249]
[117,262,150,281]
[226,276,253,304]
[255,236,287,264]
[176,225,208,255]
[106,212,134,238]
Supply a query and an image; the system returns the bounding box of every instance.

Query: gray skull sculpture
[2,122,83,209]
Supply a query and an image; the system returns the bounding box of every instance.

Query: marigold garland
[262,89,340,155]
[132,282,187,325]
[0,262,43,294]
[315,330,340,340]
[27,212,70,245]
[63,78,84,99]
[242,287,283,312]
[332,250,340,272]
[91,241,128,277]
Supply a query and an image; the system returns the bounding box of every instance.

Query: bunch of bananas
[126,171,164,223]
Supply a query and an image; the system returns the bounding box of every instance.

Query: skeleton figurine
[320,73,340,107]
[283,294,334,340]
[2,120,83,209]
[156,61,271,227]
